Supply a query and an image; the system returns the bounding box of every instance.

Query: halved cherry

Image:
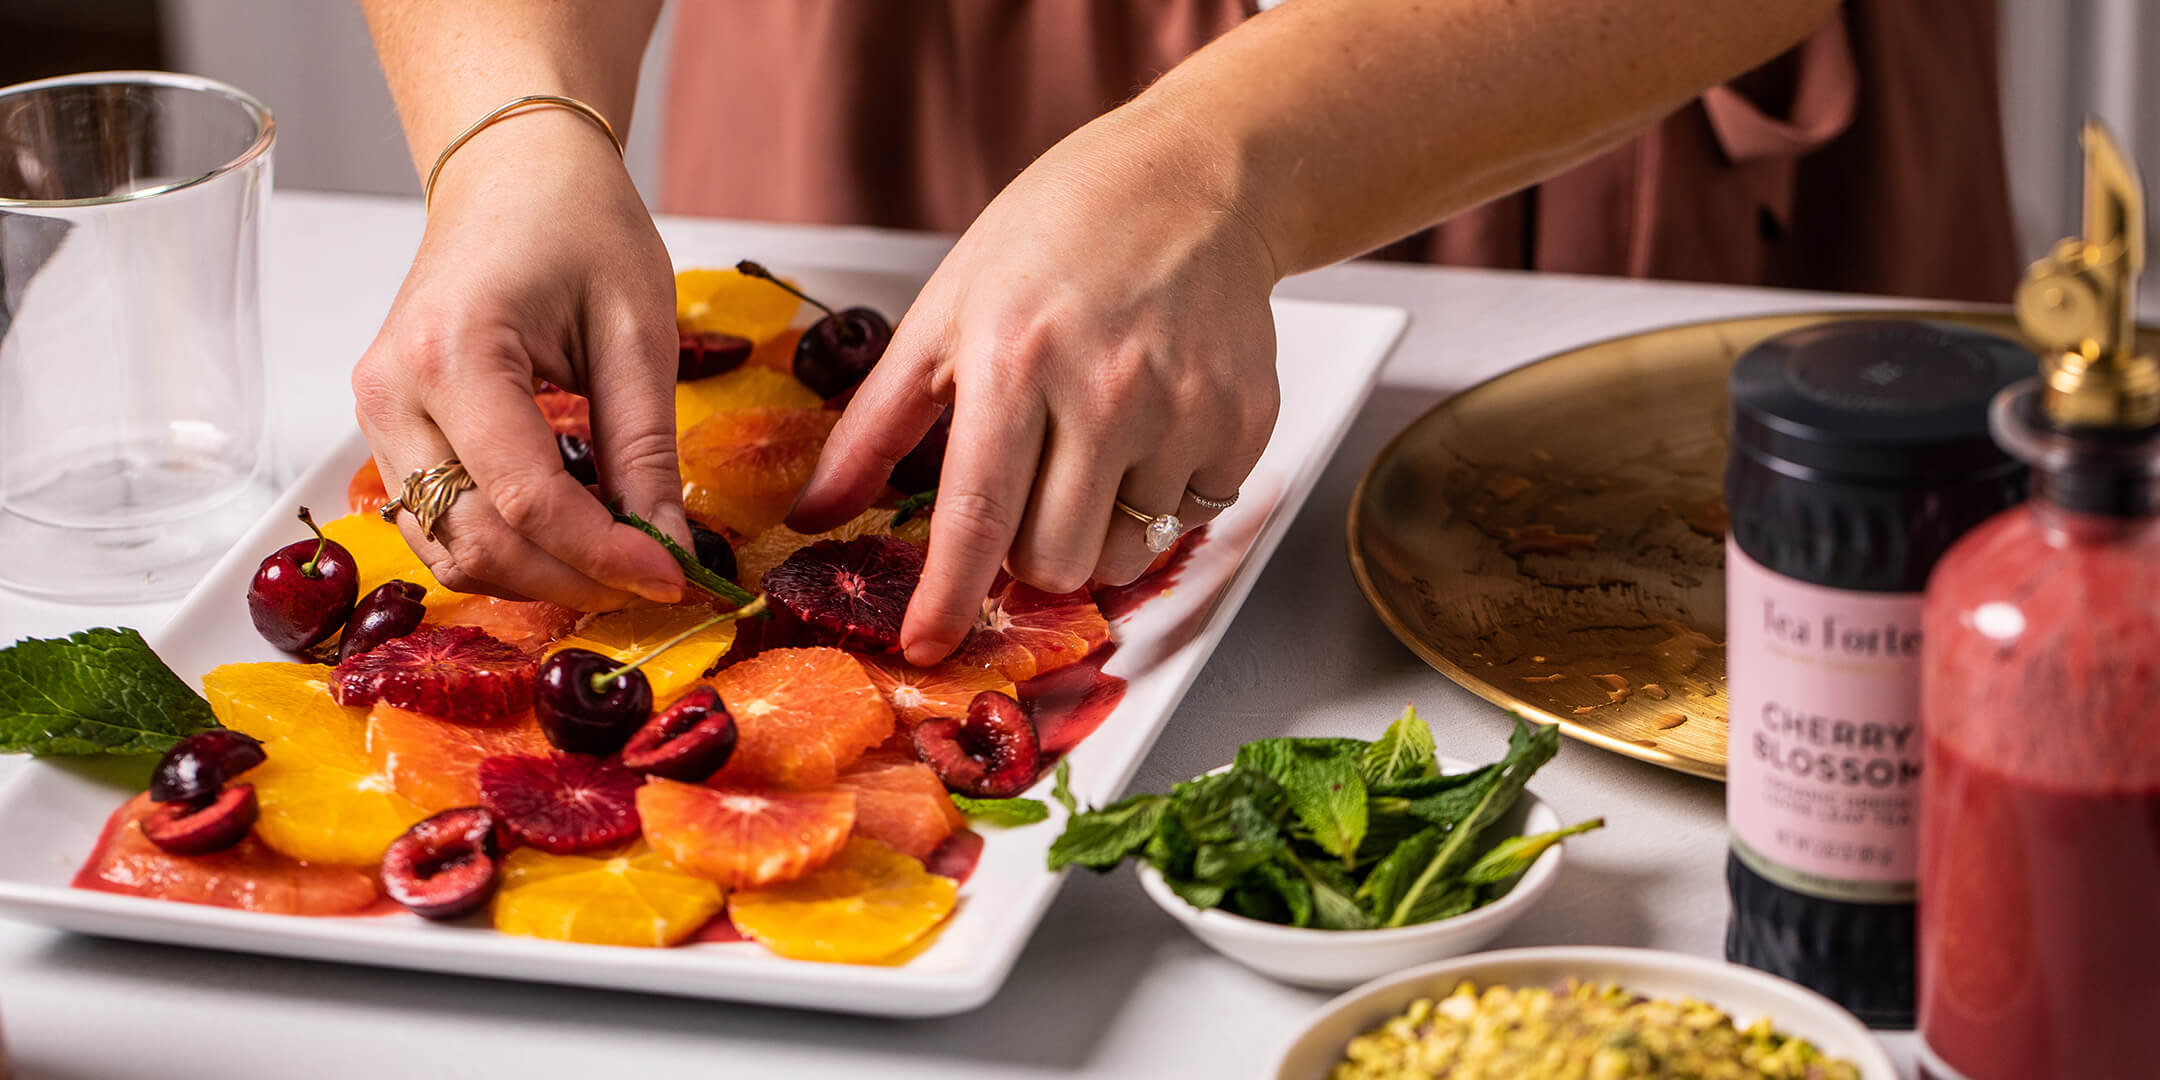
[380,806,505,920]
[913,690,1041,798]
[621,685,738,782]
[141,784,259,855]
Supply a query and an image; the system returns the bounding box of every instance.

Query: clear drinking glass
[0,71,276,601]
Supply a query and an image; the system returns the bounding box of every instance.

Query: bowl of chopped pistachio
[1272,946,1897,1080]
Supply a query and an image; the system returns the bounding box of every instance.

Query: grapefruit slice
[366,704,552,813]
[727,836,958,964]
[834,753,965,860]
[679,406,838,536]
[424,594,580,655]
[637,778,855,889]
[491,842,724,947]
[709,647,895,789]
[76,794,381,916]
[347,462,389,514]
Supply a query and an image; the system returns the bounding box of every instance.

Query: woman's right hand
[350,111,689,610]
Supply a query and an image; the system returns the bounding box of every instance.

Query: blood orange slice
[425,594,581,655]
[834,753,965,860]
[857,654,1017,728]
[727,836,957,964]
[636,778,855,889]
[733,507,899,592]
[77,794,381,916]
[709,647,894,789]
[366,704,552,813]
[679,406,838,536]
[949,579,1111,681]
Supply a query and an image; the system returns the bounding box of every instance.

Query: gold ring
[379,458,474,544]
[1114,497,1186,554]
[1184,486,1239,512]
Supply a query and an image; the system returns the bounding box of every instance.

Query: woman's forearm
[360,0,660,181]
[1129,0,1839,277]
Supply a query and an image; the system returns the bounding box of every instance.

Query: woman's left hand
[787,103,1283,667]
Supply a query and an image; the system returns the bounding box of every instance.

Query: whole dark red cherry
[248,507,359,653]
[533,648,654,756]
[149,729,267,804]
[689,523,738,582]
[556,432,599,486]
[734,260,892,400]
[888,407,951,494]
[337,580,428,664]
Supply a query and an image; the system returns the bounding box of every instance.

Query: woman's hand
[351,114,688,610]
[789,104,1284,666]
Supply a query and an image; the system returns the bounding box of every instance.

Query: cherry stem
[296,507,328,579]
[734,261,836,321]
[589,595,770,693]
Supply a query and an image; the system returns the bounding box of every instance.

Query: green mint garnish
[611,508,758,607]
[891,488,936,528]
[949,793,1049,827]
[0,628,220,756]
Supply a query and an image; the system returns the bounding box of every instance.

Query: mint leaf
[890,488,936,528]
[1396,880,1478,926]
[950,793,1049,827]
[1051,758,1078,815]
[1462,818,1603,885]
[1383,717,1561,927]
[1286,851,1374,930]
[1384,764,1503,830]
[1356,825,1439,919]
[1225,859,1314,928]
[0,628,219,756]
[1048,792,1169,871]
[1234,738,1367,864]
[1358,704,1438,787]
[610,509,758,606]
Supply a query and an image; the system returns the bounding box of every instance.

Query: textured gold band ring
[1114,497,1186,554]
[379,458,474,544]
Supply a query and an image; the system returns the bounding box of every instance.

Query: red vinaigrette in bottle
[1724,320,2028,1027]
[1917,122,2160,1080]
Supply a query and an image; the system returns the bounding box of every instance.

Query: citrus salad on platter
[1,264,1204,967]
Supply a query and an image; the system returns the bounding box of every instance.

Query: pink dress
[663,0,2016,302]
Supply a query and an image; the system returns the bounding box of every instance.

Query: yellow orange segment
[492,842,725,948]
[710,647,895,789]
[748,326,807,373]
[365,704,553,813]
[733,507,900,591]
[202,661,368,755]
[835,754,965,860]
[679,406,838,536]
[319,511,447,600]
[675,366,822,435]
[727,837,958,964]
[675,267,801,342]
[857,654,1017,729]
[550,604,739,703]
[637,778,856,889]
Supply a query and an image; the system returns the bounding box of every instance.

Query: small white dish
[1271,946,1898,1080]
[1137,758,1566,990]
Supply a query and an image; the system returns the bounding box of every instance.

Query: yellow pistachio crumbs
[1331,979,1862,1080]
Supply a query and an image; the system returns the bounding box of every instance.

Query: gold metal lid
[2014,120,2160,430]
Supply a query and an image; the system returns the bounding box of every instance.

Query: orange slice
[320,511,447,601]
[709,647,895,788]
[637,778,855,889]
[491,842,725,947]
[675,366,823,435]
[857,654,1017,729]
[679,406,838,536]
[549,604,739,704]
[365,704,552,813]
[748,327,807,373]
[728,836,958,964]
[834,753,966,860]
[423,594,581,656]
[949,580,1110,681]
[675,267,801,342]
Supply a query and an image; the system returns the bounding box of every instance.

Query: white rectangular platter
[0,265,1405,1017]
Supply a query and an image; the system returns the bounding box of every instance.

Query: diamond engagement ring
[379,458,474,543]
[1114,497,1186,554]
[1184,486,1238,512]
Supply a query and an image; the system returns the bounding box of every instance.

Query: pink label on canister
[1725,539,1923,899]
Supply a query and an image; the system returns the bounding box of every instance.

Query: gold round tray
[1347,307,2058,781]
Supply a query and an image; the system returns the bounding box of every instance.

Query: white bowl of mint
[1049,709,1598,990]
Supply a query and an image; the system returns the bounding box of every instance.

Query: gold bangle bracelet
[423,94,625,212]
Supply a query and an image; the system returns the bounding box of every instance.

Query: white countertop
[0,191,1923,1079]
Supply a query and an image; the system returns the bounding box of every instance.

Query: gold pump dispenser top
[2014,120,2160,430]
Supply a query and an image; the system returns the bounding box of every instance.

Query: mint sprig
[611,509,758,607]
[0,628,220,756]
[891,488,936,528]
[950,793,1049,827]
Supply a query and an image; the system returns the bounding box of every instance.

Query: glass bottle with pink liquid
[1919,122,2160,1080]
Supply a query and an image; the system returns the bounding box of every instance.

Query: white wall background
[160,0,2160,308]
